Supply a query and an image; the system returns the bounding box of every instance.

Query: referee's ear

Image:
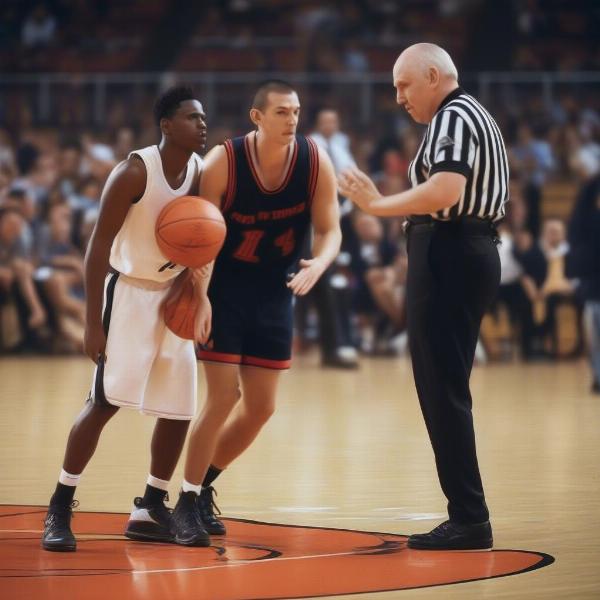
[428,66,440,86]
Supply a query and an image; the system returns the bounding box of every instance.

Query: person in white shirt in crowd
[300,108,359,368]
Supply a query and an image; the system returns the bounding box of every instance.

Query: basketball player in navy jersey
[41,87,212,551]
[169,80,341,544]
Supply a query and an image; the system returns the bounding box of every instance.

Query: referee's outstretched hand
[337,167,381,212]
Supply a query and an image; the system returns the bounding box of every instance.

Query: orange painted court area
[1,505,553,600]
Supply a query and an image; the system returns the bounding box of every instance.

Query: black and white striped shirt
[408,87,509,221]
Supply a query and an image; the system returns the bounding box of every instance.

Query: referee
[339,43,508,551]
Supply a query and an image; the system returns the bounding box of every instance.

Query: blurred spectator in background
[298,107,358,368]
[36,203,85,351]
[567,173,600,393]
[311,108,357,217]
[0,129,17,176]
[0,208,47,340]
[57,140,83,200]
[348,212,406,355]
[12,143,41,204]
[493,221,529,359]
[565,125,600,182]
[21,3,57,49]
[509,123,555,237]
[538,217,581,357]
[113,127,136,162]
[512,227,548,359]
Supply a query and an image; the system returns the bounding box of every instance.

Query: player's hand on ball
[337,167,381,212]
[194,295,212,344]
[287,258,326,296]
[84,321,107,364]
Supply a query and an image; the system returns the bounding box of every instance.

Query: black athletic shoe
[124,496,174,543]
[41,500,78,552]
[197,486,226,535]
[172,491,210,547]
[407,520,493,551]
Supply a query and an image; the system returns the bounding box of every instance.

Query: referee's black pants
[406,218,500,525]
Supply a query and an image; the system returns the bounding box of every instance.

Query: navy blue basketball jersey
[214,133,318,278]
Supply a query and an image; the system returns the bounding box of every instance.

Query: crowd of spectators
[1,2,599,387]
[0,88,598,375]
[2,1,598,74]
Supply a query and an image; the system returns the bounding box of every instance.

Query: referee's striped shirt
[408,87,509,221]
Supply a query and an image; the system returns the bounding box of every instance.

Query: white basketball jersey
[109,145,203,283]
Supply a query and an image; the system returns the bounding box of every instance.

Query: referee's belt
[405,215,499,236]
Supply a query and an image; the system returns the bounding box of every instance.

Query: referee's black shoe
[172,491,210,547]
[41,500,78,552]
[407,520,493,551]
[197,486,226,535]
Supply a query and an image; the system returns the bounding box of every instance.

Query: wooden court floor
[1,353,599,599]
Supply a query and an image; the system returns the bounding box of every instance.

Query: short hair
[153,86,196,126]
[252,80,296,112]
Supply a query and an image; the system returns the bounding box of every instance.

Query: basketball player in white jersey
[42,86,211,552]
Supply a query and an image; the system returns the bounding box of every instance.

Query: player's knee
[248,399,276,424]
[208,385,240,410]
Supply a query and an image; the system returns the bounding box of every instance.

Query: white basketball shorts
[89,272,197,420]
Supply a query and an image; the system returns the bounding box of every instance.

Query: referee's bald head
[394,43,458,81]
[392,43,459,124]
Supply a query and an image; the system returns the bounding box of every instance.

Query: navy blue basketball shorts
[197,276,293,370]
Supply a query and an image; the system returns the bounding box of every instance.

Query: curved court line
[0,504,556,597]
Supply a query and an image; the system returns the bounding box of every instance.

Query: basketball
[164,276,198,340]
[155,195,226,268]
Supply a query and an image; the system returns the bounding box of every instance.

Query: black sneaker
[124,496,174,543]
[407,520,493,551]
[197,486,226,535]
[41,500,78,552]
[172,491,210,547]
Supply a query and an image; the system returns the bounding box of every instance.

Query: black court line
[0,504,556,597]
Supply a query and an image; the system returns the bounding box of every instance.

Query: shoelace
[44,500,79,527]
[430,520,453,536]
[200,487,222,517]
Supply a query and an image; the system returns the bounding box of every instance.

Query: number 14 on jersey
[234,228,295,263]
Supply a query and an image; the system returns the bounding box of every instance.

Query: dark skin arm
[84,157,146,362]
[161,156,213,344]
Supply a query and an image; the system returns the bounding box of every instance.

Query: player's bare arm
[190,142,229,299]
[338,167,466,216]
[83,157,146,362]
[162,154,214,344]
[287,146,341,296]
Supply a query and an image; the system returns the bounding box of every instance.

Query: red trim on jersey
[196,349,242,364]
[242,355,292,370]
[307,136,320,208]
[222,139,236,213]
[244,133,298,195]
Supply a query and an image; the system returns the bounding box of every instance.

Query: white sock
[147,474,169,491]
[58,469,81,487]
[182,479,202,495]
